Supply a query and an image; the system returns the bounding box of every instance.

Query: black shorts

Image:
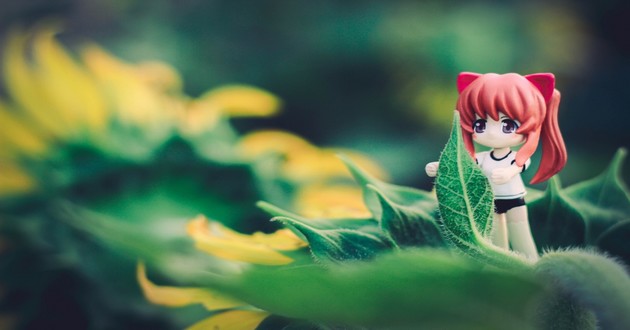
[494,197,526,214]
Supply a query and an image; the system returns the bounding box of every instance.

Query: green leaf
[525,187,545,202]
[215,250,545,330]
[528,177,587,251]
[256,316,366,330]
[369,185,445,248]
[535,250,630,330]
[273,216,394,263]
[435,114,492,242]
[257,201,378,231]
[339,155,438,221]
[434,113,529,269]
[565,148,630,242]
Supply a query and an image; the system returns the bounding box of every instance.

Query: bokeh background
[1,0,629,329]
[2,0,628,187]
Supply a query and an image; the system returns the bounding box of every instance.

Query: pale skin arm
[425,161,439,177]
[490,164,524,185]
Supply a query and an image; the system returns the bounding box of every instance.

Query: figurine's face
[472,112,525,148]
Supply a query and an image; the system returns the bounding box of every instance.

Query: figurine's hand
[425,162,439,177]
[491,166,520,185]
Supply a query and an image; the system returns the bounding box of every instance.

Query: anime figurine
[426,72,567,260]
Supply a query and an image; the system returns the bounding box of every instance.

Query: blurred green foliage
[1,0,630,329]
[2,0,628,186]
[133,116,630,329]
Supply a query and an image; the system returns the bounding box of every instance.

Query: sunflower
[0,26,385,329]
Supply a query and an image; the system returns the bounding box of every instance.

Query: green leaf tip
[338,153,383,218]
[337,153,370,186]
[261,200,378,231]
[340,153,438,221]
[257,200,306,221]
[272,216,394,263]
[367,184,444,248]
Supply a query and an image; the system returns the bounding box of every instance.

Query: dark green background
[1,0,629,188]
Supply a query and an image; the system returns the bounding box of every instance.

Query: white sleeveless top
[476,151,530,200]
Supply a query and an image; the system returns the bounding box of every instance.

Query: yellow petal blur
[81,44,179,131]
[295,184,371,219]
[187,216,306,265]
[187,310,269,330]
[134,61,183,93]
[0,163,36,197]
[137,262,244,310]
[0,100,48,158]
[0,314,17,330]
[238,131,387,183]
[283,149,387,183]
[3,28,68,138]
[31,28,109,135]
[237,130,317,160]
[180,98,222,135]
[199,85,281,117]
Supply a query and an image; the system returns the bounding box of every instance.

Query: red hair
[456,72,567,184]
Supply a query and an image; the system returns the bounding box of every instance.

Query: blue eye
[473,119,486,133]
[502,119,519,133]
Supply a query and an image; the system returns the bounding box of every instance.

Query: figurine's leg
[490,213,509,249]
[506,205,539,261]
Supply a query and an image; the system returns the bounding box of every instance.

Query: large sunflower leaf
[213,250,545,330]
[565,149,630,242]
[528,177,587,251]
[369,185,445,248]
[256,316,368,330]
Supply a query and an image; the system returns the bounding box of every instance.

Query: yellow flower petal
[283,149,387,182]
[134,61,183,93]
[0,162,36,197]
[81,44,179,131]
[187,216,306,265]
[295,184,371,219]
[137,262,244,310]
[189,216,306,251]
[238,130,317,160]
[187,310,269,330]
[199,85,281,117]
[3,28,69,137]
[238,131,387,183]
[0,100,48,158]
[31,27,109,135]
